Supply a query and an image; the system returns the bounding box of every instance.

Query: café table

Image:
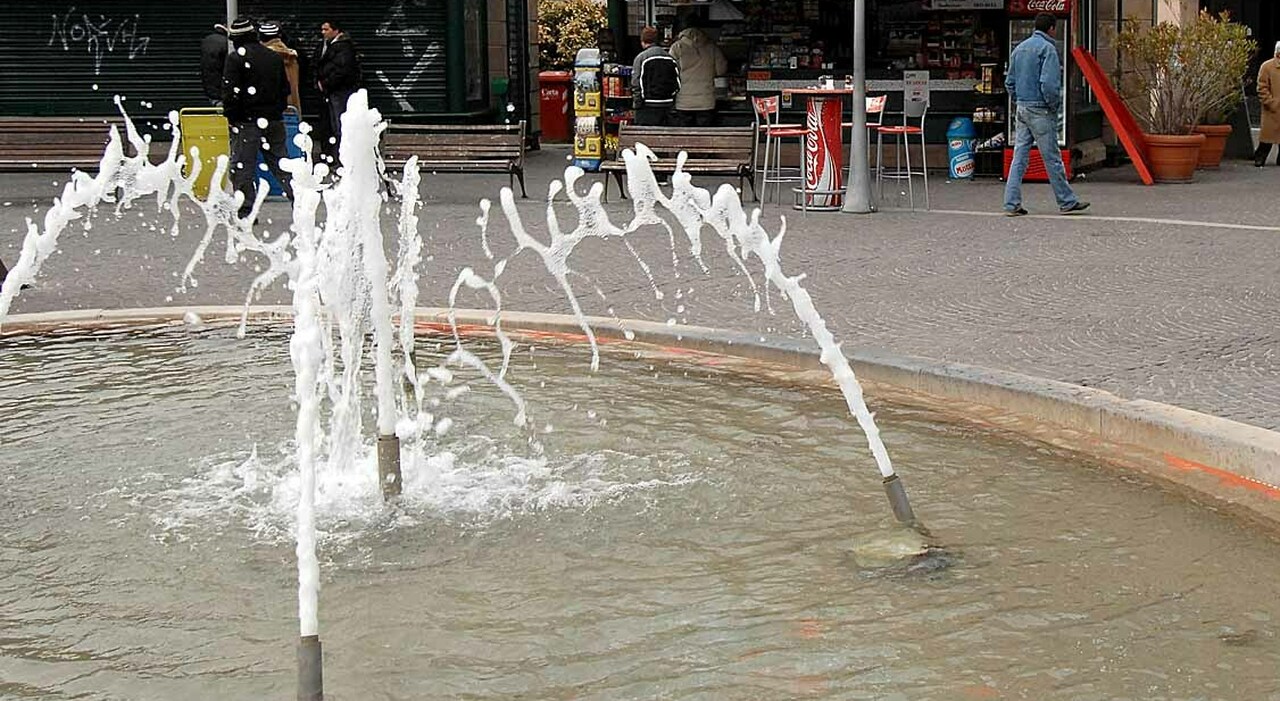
[782,86,853,210]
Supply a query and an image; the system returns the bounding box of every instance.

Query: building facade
[1,1,541,135]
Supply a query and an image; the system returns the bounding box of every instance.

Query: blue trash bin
[258,109,302,198]
[946,117,977,180]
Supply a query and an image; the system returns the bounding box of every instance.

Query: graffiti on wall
[48,7,151,75]
[375,0,444,111]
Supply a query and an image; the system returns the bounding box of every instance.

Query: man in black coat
[313,18,362,158]
[200,25,228,105]
[221,17,293,219]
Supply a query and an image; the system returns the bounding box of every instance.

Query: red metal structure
[1072,46,1155,185]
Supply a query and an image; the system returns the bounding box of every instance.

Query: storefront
[612,0,1107,173]
[0,0,505,125]
[1201,0,1280,126]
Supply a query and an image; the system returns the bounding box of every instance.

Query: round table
[783,87,852,210]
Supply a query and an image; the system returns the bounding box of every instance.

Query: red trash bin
[539,71,573,143]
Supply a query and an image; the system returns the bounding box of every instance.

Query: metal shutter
[0,1,454,118]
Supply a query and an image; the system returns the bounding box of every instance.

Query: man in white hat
[258,21,301,111]
[1255,41,1280,166]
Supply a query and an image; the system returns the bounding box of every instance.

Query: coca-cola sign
[1008,0,1071,15]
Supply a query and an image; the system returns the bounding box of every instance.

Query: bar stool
[752,95,810,205]
[842,94,887,181]
[876,97,930,210]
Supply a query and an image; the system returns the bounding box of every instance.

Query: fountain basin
[3,308,1280,700]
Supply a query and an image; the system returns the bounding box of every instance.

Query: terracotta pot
[1144,133,1207,183]
[1192,124,1233,169]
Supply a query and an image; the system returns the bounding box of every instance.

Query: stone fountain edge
[6,304,1280,532]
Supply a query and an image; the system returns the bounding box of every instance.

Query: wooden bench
[381,121,527,197]
[599,124,758,202]
[0,117,135,171]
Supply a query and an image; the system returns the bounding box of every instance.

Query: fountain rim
[6,304,1280,532]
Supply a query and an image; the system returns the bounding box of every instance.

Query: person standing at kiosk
[669,21,727,127]
[631,26,679,126]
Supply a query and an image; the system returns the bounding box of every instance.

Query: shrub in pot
[1192,14,1253,168]
[538,0,607,70]
[1115,12,1254,181]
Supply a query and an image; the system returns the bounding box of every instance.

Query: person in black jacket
[314,19,363,158]
[221,17,293,219]
[630,26,679,126]
[200,25,228,105]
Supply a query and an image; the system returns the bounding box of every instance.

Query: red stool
[752,95,811,205]
[876,98,930,210]
[842,94,887,183]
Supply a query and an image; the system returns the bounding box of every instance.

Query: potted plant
[1115,11,1255,181]
[1189,14,1254,168]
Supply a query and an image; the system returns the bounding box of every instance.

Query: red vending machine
[1003,0,1073,181]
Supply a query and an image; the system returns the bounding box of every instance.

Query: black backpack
[639,53,680,106]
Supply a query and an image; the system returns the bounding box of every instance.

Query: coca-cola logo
[805,109,821,191]
[1011,0,1069,13]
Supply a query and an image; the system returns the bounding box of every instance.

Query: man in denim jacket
[1003,13,1088,216]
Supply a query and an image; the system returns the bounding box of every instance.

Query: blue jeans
[229,119,292,217]
[1003,104,1077,211]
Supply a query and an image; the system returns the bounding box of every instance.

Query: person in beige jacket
[669,24,727,127]
[1256,42,1280,166]
[259,21,301,112]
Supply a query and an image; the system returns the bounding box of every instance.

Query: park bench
[380,121,528,197]
[600,124,758,202]
[0,117,136,172]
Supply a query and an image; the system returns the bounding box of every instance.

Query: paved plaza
[3,146,1280,431]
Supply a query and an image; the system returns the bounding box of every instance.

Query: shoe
[1004,206,1028,217]
[1060,201,1090,214]
[1256,161,1266,168]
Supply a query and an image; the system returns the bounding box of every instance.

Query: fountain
[4,92,1280,699]
[0,91,923,698]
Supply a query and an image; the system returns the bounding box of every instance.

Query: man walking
[221,17,293,220]
[200,24,228,106]
[630,26,679,126]
[1255,42,1280,166]
[1003,13,1087,216]
[314,19,362,157]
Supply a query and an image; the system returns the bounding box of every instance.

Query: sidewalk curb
[6,304,1280,529]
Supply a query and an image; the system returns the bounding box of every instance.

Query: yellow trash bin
[178,107,230,199]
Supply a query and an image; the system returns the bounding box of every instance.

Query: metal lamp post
[841,0,874,214]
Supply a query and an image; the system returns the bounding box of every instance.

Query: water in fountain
[8,93,1280,701]
[0,90,919,693]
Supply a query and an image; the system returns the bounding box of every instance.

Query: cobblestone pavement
[3,147,1279,430]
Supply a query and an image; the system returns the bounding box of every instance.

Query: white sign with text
[904,70,930,104]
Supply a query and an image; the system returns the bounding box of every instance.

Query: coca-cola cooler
[1003,0,1073,181]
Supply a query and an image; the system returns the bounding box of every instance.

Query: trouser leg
[1254,142,1273,166]
[327,91,353,162]
[229,121,262,217]
[1028,112,1076,209]
[260,119,294,200]
[1002,109,1034,210]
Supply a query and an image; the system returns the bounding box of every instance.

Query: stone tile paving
[2,147,1279,431]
